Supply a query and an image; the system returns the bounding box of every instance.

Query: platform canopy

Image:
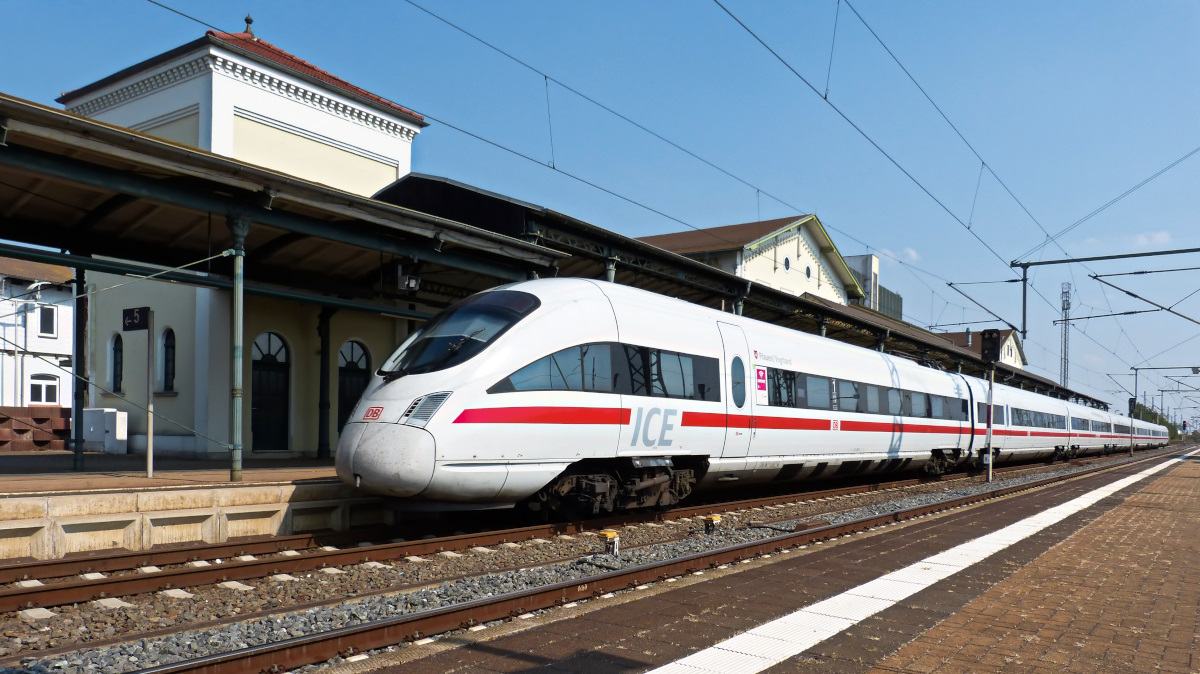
[378,173,1106,409]
[0,93,564,317]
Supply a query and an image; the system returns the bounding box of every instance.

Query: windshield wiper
[379,330,486,383]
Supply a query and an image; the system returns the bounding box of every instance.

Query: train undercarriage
[523,457,701,518]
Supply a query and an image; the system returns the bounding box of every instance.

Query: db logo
[362,406,384,421]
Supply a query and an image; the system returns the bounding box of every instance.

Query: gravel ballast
[3,451,1169,673]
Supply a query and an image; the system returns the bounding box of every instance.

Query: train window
[553,347,583,390]
[768,368,797,408]
[886,389,902,415]
[837,380,860,412]
[620,345,721,401]
[864,385,881,414]
[930,396,944,420]
[806,376,831,409]
[1071,417,1089,431]
[580,343,614,392]
[979,403,1006,425]
[493,343,719,400]
[909,392,929,418]
[1114,424,1131,434]
[380,290,540,378]
[653,351,687,398]
[503,345,581,391]
[731,357,746,408]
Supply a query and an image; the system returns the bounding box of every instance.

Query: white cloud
[1134,230,1171,247]
[903,247,920,261]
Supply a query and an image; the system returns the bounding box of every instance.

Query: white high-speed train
[336,279,1168,514]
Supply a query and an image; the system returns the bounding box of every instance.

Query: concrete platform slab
[366,449,1198,674]
[0,453,387,560]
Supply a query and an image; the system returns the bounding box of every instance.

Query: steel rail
[128,448,1184,674]
[0,453,1135,610]
[0,530,379,585]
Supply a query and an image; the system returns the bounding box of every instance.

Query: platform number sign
[122,307,151,331]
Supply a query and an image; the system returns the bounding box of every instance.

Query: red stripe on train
[453,407,632,424]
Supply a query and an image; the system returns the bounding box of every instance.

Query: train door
[717,322,753,458]
[955,373,976,457]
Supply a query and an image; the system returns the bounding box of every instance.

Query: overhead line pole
[1011,246,1200,340]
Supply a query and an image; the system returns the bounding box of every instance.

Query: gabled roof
[636,215,865,300]
[636,216,802,255]
[0,257,73,285]
[58,31,426,128]
[939,329,1028,366]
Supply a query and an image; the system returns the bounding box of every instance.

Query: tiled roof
[636,216,807,255]
[58,31,426,127]
[0,257,73,285]
[939,329,1027,365]
[206,31,425,124]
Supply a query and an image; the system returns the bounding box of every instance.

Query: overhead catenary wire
[144,0,228,32]
[144,0,1153,405]
[830,0,1172,386]
[400,0,981,318]
[1016,143,1200,262]
[712,0,1014,271]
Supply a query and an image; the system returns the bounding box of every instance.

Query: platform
[0,452,386,561]
[365,448,1198,674]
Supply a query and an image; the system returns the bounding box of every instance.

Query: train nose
[336,422,436,497]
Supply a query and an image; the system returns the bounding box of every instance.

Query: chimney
[966,327,972,347]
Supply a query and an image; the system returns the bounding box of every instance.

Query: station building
[636,216,865,307]
[48,25,452,458]
[0,259,75,410]
[939,329,1028,370]
[636,217,904,322]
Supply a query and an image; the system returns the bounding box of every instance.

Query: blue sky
[4,1,1199,417]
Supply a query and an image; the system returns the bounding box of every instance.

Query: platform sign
[122,307,151,331]
[121,306,155,478]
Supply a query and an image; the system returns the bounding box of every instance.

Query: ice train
[336,279,1168,514]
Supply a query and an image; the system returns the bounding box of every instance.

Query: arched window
[337,341,371,431]
[251,332,290,451]
[111,334,124,393]
[253,332,288,364]
[30,374,58,405]
[161,328,177,393]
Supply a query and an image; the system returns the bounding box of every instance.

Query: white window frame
[37,304,57,338]
[30,374,59,405]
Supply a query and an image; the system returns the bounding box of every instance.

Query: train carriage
[336,279,1168,514]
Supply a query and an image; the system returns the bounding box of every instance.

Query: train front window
[379,290,540,379]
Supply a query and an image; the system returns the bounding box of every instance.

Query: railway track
[0,446,1178,673]
[0,450,1140,615]
[115,446,1183,674]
